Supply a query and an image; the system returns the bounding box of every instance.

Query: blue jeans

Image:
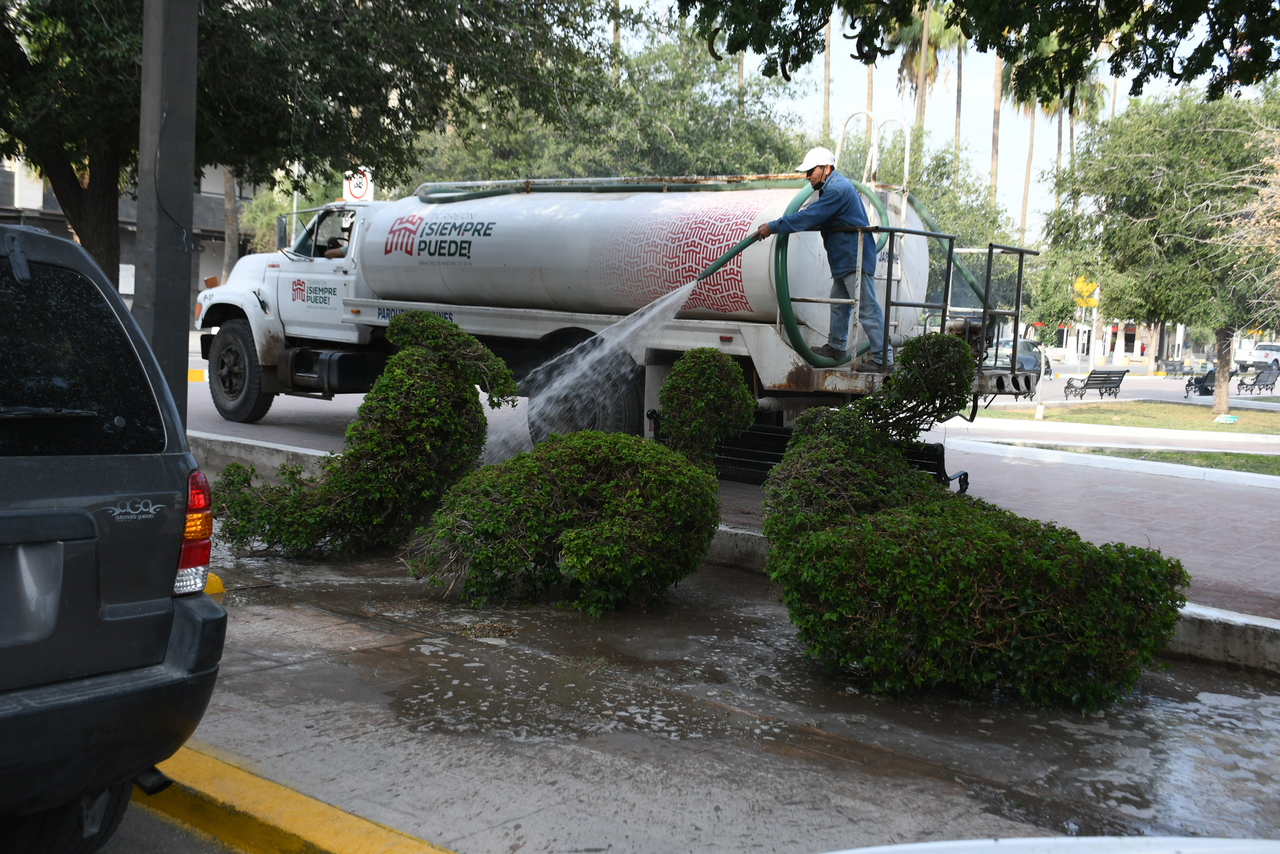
[828,270,889,362]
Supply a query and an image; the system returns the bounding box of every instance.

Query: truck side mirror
[276,216,287,251]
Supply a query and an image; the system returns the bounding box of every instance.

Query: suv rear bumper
[0,594,226,814]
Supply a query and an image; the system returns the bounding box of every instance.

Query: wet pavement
[198,541,1280,850]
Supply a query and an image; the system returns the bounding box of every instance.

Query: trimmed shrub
[657,347,757,468]
[762,332,1187,709]
[407,431,719,617]
[859,332,976,443]
[769,496,1189,711]
[214,312,517,556]
[762,404,945,539]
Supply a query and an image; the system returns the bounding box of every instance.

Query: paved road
[100,801,233,853]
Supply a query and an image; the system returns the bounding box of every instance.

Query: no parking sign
[343,167,374,202]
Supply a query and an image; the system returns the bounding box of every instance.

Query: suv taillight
[174,469,212,596]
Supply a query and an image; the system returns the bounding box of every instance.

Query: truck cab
[196,202,391,422]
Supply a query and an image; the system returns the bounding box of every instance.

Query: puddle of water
[210,542,1280,838]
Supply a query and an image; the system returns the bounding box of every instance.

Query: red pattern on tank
[594,198,764,312]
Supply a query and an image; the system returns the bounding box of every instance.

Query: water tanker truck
[196,176,1038,434]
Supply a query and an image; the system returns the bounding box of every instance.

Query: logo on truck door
[291,278,338,307]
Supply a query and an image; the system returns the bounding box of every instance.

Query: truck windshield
[292,209,353,258]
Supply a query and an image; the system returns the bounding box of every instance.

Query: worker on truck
[755,147,888,371]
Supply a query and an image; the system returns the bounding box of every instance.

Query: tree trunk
[1054,107,1063,211]
[1213,327,1233,415]
[33,140,122,289]
[822,20,832,140]
[990,55,1002,205]
[866,64,874,140]
[1019,108,1035,244]
[221,168,239,285]
[1069,90,1077,215]
[954,49,962,187]
[914,1,930,128]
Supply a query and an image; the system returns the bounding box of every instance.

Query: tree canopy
[0,0,609,282]
[1047,87,1280,410]
[409,21,809,185]
[675,0,1278,103]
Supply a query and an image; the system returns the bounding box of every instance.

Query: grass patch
[977,401,1280,433]
[1037,446,1280,476]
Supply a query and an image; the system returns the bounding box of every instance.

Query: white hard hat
[795,146,837,172]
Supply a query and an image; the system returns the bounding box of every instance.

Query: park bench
[1185,368,1238,397]
[1064,369,1128,400]
[1237,368,1280,395]
[1159,359,1186,377]
[897,441,969,494]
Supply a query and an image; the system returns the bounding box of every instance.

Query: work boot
[856,360,894,374]
[812,343,846,359]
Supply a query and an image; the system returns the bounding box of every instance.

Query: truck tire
[0,781,130,854]
[523,343,643,444]
[209,319,275,423]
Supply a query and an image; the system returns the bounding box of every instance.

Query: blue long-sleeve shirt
[767,170,877,279]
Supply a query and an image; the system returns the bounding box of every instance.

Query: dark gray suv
[0,226,226,852]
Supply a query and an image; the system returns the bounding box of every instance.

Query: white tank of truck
[359,185,930,332]
[195,178,962,431]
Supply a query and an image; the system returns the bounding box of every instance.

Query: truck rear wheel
[523,343,643,444]
[209,319,275,423]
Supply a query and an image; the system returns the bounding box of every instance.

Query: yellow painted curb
[189,369,206,382]
[204,572,225,605]
[136,746,455,854]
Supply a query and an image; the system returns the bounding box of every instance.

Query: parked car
[0,225,226,852]
[983,338,1051,378]
[1236,342,1280,372]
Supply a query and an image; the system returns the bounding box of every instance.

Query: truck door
[277,208,359,343]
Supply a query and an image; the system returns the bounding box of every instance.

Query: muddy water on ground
[212,545,1280,839]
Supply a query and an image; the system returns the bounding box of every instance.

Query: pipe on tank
[756,395,846,412]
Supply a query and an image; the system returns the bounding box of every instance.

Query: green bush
[859,332,975,443]
[214,312,517,556]
[762,405,944,539]
[769,496,1189,711]
[407,431,720,616]
[657,347,757,468]
[762,332,1187,710]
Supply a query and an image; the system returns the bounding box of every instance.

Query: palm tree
[1001,41,1057,242]
[991,55,1001,204]
[885,3,965,133]
[954,39,967,186]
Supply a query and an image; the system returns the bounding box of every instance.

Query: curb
[138,744,454,854]
[946,437,1280,490]
[188,431,327,482]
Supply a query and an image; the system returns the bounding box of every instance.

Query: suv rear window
[0,259,166,456]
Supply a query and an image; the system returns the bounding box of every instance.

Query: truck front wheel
[209,319,276,423]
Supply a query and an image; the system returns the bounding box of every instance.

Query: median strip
[136,744,455,854]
